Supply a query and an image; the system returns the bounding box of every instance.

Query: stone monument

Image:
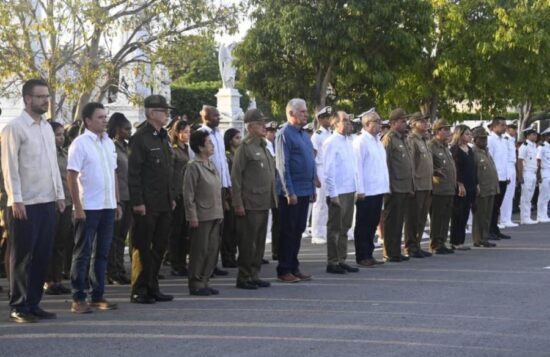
[216,42,244,133]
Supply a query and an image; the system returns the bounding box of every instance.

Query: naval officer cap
[265,121,278,131]
[316,106,333,119]
[381,120,390,127]
[522,125,538,136]
[507,120,518,129]
[541,127,550,136]
[304,122,315,132]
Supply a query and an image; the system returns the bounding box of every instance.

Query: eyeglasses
[30,95,51,100]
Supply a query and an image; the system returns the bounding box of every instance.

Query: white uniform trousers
[500,165,516,224]
[311,166,328,240]
[537,177,550,220]
[520,171,537,222]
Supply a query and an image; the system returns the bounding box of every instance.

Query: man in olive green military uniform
[472,127,498,247]
[429,119,457,254]
[381,108,414,262]
[405,113,433,258]
[128,95,175,304]
[232,109,277,289]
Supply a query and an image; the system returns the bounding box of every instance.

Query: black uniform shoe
[443,247,455,254]
[130,294,156,304]
[474,242,496,247]
[409,251,425,258]
[236,281,258,290]
[339,263,359,273]
[272,254,278,261]
[222,260,237,268]
[56,283,72,294]
[9,311,38,323]
[252,279,271,288]
[261,258,269,265]
[326,264,346,274]
[152,292,174,302]
[488,233,501,241]
[497,232,511,239]
[190,288,211,296]
[44,284,62,295]
[432,248,448,255]
[421,250,433,257]
[212,267,229,276]
[30,307,56,319]
[157,274,165,280]
[207,287,220,295]
[384,256,402,262]
[399,254,410,261]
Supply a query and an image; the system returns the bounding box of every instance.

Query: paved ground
[1,221,550,357]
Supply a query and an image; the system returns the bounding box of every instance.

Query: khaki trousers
[188,219,221,290]
[404,190,431,254]
[326,192,355,265]
[236,210,268,284]
[429,195,453,250]
[473,195,494,244]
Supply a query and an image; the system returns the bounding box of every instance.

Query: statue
[218,42,237,89]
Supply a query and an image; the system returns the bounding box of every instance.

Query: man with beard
[1,79,65,322]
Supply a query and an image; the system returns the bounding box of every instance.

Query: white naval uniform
[310,126,331,242]
[537,142,550,221]
[519,140,538,223]
[500,133,517,224]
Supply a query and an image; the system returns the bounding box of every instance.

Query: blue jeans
[71,209,115,302]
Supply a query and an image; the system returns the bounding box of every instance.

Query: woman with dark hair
[450,125,477,250]
[220,128,242,268]
[106,112,132,284]
[167,120,192,277]
[183,130,223,296]
[44,121,73,295]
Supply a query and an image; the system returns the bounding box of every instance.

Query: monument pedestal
[216,88,244,133]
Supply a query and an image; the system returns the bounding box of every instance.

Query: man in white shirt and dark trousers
[518,126,539,224]
[323,111,359,274]
[487,118,511,240]
[1,79,65,323]
[352,111,388,267]
[310,107,332,245]
[67,102,121,313]
[500,122,518,227]
[537,128,550,222]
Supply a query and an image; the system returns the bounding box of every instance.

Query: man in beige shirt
[1,79,65,323]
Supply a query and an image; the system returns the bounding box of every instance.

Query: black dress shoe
[261,258,269,265]
[236,281,258,290]
[339,263,359,272]
[497,233,511,239]
[399,254,410,261]
[326,264,346,274]
[222,260,237,268]
[44,284,62,295]
[151,292,174,302]
[432,248,448,255]
[384,256,402,262]
[130,294,156,304]
[272,255,278,261]
[30,306,56,319]
[488,233,501,241]
[56,283,72,294]
[157,274,165,280]
[170,268,188,277]
[252,279,271,288]
[421,250,432,257]
[213,267,229,276]
[409,251,424,258]
[207,287,219,295]
[10,311,38,323]
[116,275,131,284]
[190,288,211,296]
[443,247,455,254]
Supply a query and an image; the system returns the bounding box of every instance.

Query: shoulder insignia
[504,137,509,140]
[316,130,322,135]
[524,142,528,146]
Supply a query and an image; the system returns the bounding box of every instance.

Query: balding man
[275,98,316,282]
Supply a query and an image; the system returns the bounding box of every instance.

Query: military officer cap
[265,121,278,131]
[409,112,430,124]
[316,106,333,119]
[144,94,175,110]
[359,107,377,120]
[472,127,488,138]
[381,120,390,127]
[507,120,518,129]
[304,122,315,132]
[541,127,550,136]
[389,108,409,122]
[522,125,538,136]
[432,119,451,131]
[244,108,267,123]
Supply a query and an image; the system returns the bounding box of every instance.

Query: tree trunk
[517,101,532,141]
[312,63,332,113]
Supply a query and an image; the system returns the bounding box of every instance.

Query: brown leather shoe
[357,259,377,267]
[277,273,300,283]
[293,272,312,281]
[71,301,92,314]
[89,298,118,310]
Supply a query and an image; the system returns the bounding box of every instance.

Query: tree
[234,0,432,114]
[0,0,241,121]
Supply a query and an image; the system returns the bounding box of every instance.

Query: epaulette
[523,141,528,146]
[316,130,322,135]
[504,136,509,140]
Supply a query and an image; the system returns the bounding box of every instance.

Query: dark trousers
[108,201,132,279]
[221,206,238,265]
[47,204,73,283]
[130,210,171,296]
[1,205,10,278]
[168,196,189,270]
[271,207,280,258]
[8,202,56,312]
[450,192,475,246]
[354,194,383,263]
[276,196,310,276]
[490,181,508,235]
[383,193,410,258]
[71,209,115,302]
[236,210,268,284]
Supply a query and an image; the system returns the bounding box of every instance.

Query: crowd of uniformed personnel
[1,79,550,323]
